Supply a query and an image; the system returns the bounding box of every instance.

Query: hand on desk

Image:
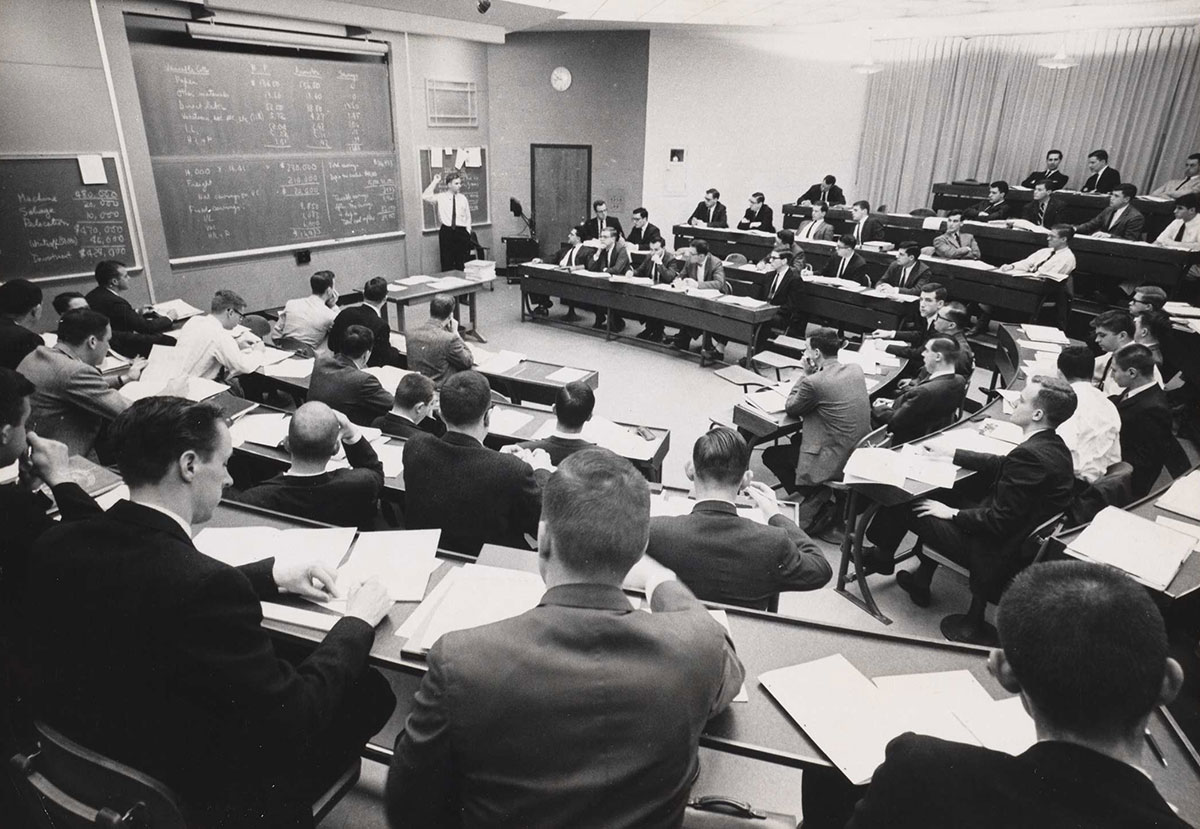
[917,442,954,460]
[869,329,896,339]
[999,264,1015,272]
[125,357,148,383]
[913,499,958,520]
[273,558,340,602]
[742,480,781,520]
[345,580,392,628]
[502,445,555,473]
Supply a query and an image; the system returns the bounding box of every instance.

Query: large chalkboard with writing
[0,155,138,280]
[129,40,401,261]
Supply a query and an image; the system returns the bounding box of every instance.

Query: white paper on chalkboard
[77,155,107,185]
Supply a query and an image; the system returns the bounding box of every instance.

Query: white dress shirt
[427,191,472,230]
[1093,353,1164,397]
[1150,176,1200,199]
[1057,381,1122,483]
[1155,215,1200,248]
[173,314,261,380]
[1009,247,1077,275]
[274,294,337,350]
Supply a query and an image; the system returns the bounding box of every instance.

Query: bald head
[287,402,341,463]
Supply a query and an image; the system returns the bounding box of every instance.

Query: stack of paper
[488,407,535,435]
[1163,302,1200,319]
[545,366,589,383]
[976,418,1024,445]
[192,526,356,571]
[1155,516,1200,553]
[743,387,790,416]
[717,295,769,309]
[257,346,297,366]
[687,288,723,300]
[1157,471,1200,521]
[1017,339,1062,354]
[473,349,526,374]
[373,442,406,478]
[397,564,547,652]
[261,603,341,631]
[1021,324,1069,345]
[1066,507,1193,590]
[365,365,412,392]
[99,353,131,374]
[923,428,1016,456]
[153,298,204,320]
[393,275,436,287]
[843,447,958,489]
[229,411,290,448]
[262,358,315,379]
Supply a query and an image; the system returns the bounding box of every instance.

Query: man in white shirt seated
[1091,310,1163,397]
[1055,344,1121,485]
[1150,153,1200,199]
[173,290,264,381]
[999,224,1077,328]
[272,270,338,352]
[1155,194,1200,290]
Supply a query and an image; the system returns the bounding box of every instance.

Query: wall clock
[550,66,572,92]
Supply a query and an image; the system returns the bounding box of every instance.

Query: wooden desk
[383,270,492,343]
[670,224,779,262]
[518,264,780,366]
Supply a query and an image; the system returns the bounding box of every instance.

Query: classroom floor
[319,276,1197,825]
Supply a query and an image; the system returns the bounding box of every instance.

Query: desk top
[383,270,492,305]
[931,182,1179,217]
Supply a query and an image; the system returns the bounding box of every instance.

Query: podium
[502,236,541,281]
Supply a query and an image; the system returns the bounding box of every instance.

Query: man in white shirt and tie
[799,202,835,241]
[422,171,473,271]
[1153,193,1200,286]
[849,200,883,244]
[1055,344,1122,485]
[1000,224,1077,328]
[1150,153,1200,199]
[172,290,264,382]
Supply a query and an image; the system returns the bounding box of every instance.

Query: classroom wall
[487,31,650,255]
[641,31,870,241]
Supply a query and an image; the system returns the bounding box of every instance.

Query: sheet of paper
[395,275,435,286]
[923,429,1015,456]
[154,298,204,319]
[229,412,289,448]
[429,276,472,290]
[583,416,655,461]
[1067,506,1193,590]
[373,442,406,479]
[1020,324,1069,345]
[921,216,945,230]
[395,566,460,640]
[474,349,526,374]
[954,696,1037,756]
[98,353,130,374]
[364,365,411,392]
[838,348,878,375]
[544,366,589,384]
[411,564,546,651]
[488,407,535,435]
[389,332,407,351]
[897,445,960,487]
[78,154,107,184]
[464,147,482,168]
[976,418,1025,444]
[262,357,315,379]
[261,602,340,632]
[337,530,441,602]
[707,610,749,702]
[1155,516,1200,552]
[996,388,1021,415]
[1156,471,1200,521]
[687,288,723,300]
[743,388,789,416]
[872,670,995,711]
[844,448,907,487]
[254,346,294,367]
[93,483,130,511]
[193,527,282,567]
[771,334,808,351]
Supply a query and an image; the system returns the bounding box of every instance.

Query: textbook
[1066,507,1193,591]
[192,526,356,571]
[1157,471,1200,521]
[152,298,204,320]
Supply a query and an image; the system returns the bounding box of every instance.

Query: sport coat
[1020,169,1070,190]
[1075,204,1145,240]
[798,183,846,205]
[17,344,129,458]
[590,241,632,275]
[877,372,966,444]
[402,431,543,555]
[625,222,662,248]
[931,230,980,260]
[763,266,806,332]
[386,580,745,828]
[84,287,176,357]
[820,252,872,287]
[848,735,1190,829]
[634,252,682,283]
[647,500,831,610]
[876,260,933,295]
[680,254,728,291]
[516,434,594,465]
[307,352,394,426]
[0,318,43,370]
[885,316,938,362]
[557,243,595,269]
[968,198,1014,221]
[737,204,775,233]
[406,319,474,385]
[372,412,443,440]
[796,218,836,242]
[1111,384,1174,497]
[1081,167,1121,193]
[1021,197,1063,229]
[851,216,885,245]
[688,200,728,228]
[328,303,402,367]
[26,500,385,826]
[580,215,624,241]
[785,361,872,487]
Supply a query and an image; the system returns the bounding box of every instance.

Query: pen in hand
[1144,729,1167,767]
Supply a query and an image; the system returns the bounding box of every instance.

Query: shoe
[940,614,998,646]
[532,305,549,317]
[895,569,932,607]
[635,328,653,340]
[646,330,664,343]
[860,544,895,576]
[592,316,607,329]
[563,310,581,322]
[805,499,839,536]
[611,318,626,333]
[670,336,691,352]
[700,347,724,362]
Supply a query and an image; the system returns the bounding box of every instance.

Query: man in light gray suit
[670,239,730,359]
[762,327,871,494]
[797,202,837,242]
[406,294,474,385]
[930,210,980,260]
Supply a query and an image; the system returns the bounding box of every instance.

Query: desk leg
[395,304,406,334]
[834,496,892,625]
[743,322,760,369]
[605,306,615,341]
[463,293,487,344]
[520,283,529,322]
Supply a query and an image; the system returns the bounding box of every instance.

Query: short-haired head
[777,228,795,245]
[926,336,959,361]
[363,276,389,303]
[998,561,1172,739]
[1047,149,1063,160]
[0,279,42,319]
[751,192,765,204]
[836,234,857,249]
[852,199,871,212]
[600,227,617,241]
[812,201,828,216]
[946,209,964,222]
[338,324,374,360]
[210,289,246,315]
[593,199,606,212]
[57,309,110,346]
[692,239,710,256]
[939,302,971,331]
[541,448,650,581]
[429,294,456,320]
[808,327,842,357]
[823,175,837,185]
[1131,285,1167,311]
[438,370,491,428]
[393,372,435,410]
[310,270,336,295]
[93,260,128,287]
[444,171,463,185]
[705,188,720,200]
[1114,183,1137,200]
[1056,344,1095,383]
[989,180,1010,194]
[920,282,948,303]
[0,367,34,434]
[109,397,226,488]
[1089,149,1109,163]
[1092,309,1135,339]
[554,381,595,430]
[1027,375,1078,427]
[1112,343,1156,376]
[52,292,88,316]
[899,241,921,259]
[1050,223,1075,243]
[1175,193,1200,212]
[692,427,750,488]
[1136,310,1172,344]
[633,207,648,220]
[287,401,341,463]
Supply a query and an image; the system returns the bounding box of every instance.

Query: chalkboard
[419,147,490,231]
[129,41,401,261]
[0,155,138,280]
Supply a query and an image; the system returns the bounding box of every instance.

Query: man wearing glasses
[172,289,265,381]
[759,248,807,349]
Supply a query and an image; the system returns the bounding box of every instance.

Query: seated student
[1081,149,1121,193]
[1000,224,1077,329]
[402,370,548,555]
[373,372,441,439]
[0,278,44,370]
[1055,344,1122,486]
[873,338,967,444]
[172,289,264,381]
[1154,193,1200,249]
[386,448,746,827]
[328,276,402,367]
[1074,183,1144,240]
[625,206,662,248]
[272,270,339,352]
[762,328,872,496]
[517,381,596,464]
[798,174,846,206]
[1020,180,1062,228]
[406,294,474,385]
[930,211,981,260]
[307,324,394,426]
[759,228,806,269]
[1091,309,1163,396]
[17,310,140,459]
[863,377,1076,645]
[1109,344,1176,498]
[871,283,947,365]
[1128,284,1167,315]
[27,396,395,828]
[819,235,872,287]
[876,242,932,295]
[848,560,1189,829]
[1150,152,1200,198]
[848,200,885,244]
[670,240,730,359]
[737,192,775,232]
[1020,148,1070,190]
[756,247,808,350]
[236,401,385,530]
[687,188,728,228]
[797,201,836,241]
[587,227,632,331]
[1134,309,1174,374]
[647,428,831,611]
[51,291,89,318]
[580,198,623,241]
[634,237,683,342]
[895,301,974,385]
[85,261,177,359]
[965,180,1013,221]
[528,226,593,318]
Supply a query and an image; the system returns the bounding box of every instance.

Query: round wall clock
[550,66,572,92]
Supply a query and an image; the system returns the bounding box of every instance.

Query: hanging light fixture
[853,31,884,74]
[1037,34,1080,69]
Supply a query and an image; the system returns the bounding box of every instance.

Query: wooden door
[531,144,591,261]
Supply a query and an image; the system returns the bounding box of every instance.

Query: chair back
[241,313,273,340]
[9,721,186,829]
[723,253,748,266]
[1065,461,1134,527]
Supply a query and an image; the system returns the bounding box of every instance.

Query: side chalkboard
[419,147,489,232]
[0,155,138,280]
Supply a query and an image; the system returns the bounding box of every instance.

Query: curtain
[856,27,1200,214]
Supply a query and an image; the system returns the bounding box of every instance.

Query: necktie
[1176,222,1187,242]
[709,205,715,224]
[450,194,457,229]
[902,266,912,288]
[598,218,603,237]
[952,233,960,248]
[837,257,847,278]
[770,270,784,299]
[856,221,863,243]
[1108,209,1119,230]
[1038,203,1046,225]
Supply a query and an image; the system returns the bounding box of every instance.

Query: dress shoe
[645,330,664,343]
[895,569,932,607]
[635,328,653,340]
[940,614,998,646]
[532,305,549,317]
[611,317,626,333]
[860,544,895,576]
[592,316,607,329]
[670,336,691,352]
[700,347,724,362]
[805,498,839,537]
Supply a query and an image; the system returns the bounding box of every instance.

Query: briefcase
[684,795,798,828]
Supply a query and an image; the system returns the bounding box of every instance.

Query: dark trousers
[438,225,472,271]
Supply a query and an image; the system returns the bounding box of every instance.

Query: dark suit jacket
[1112,384,1174,497]
[235,437,385,529]
[967,198,1014,221]
[885,316,938,361]
[1021,197,1063,228]
[634,252,682,283]
[848,735,1190,829]
[1076,205,1145,240]
[798,183,846,205]
[308,352,394,426]
[580,215,624,241]
[556,243,595,269]
[372,411,444,440]
[1082,167,1121,193]
[851,216,885,244]
[402,432,543,555]
[626,222,662,248]
[0,318,43,370]
[27,500,383,825]
[1021,169,1070,190]
[949,429,1074,595]
[737,204,775,232]
[877,372,966,444]
[912,330,974,381]
[85,287,175,357]
[647,500,831,610]
[516,434,594,465]
[765,266,806,332]
[591,242,632,275]
[386,580,745,829]
[820,253,872,287]
[328,303,402,367]
[688,200,728,228]
[876,260,933,295]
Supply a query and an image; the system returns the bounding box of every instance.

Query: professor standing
[422,171,473,271]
